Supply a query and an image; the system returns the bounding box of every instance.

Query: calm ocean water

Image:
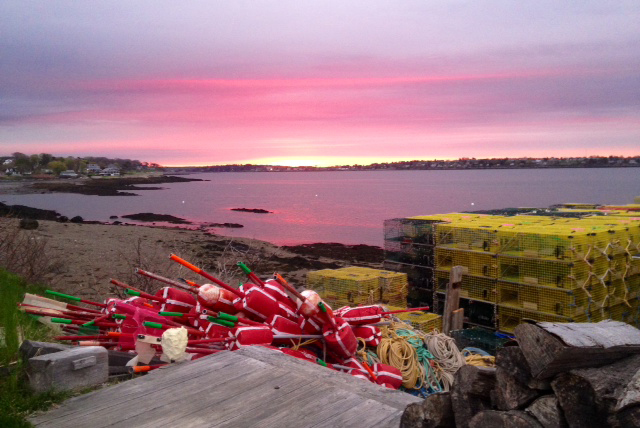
[2,169,637,246]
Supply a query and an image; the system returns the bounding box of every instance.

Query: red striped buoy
[322,317,357,359]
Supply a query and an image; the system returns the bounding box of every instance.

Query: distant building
[60,170,79,178]
[100,165,120,176]
[86,163,102,174]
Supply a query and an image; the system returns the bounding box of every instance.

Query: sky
[1,1,639,167]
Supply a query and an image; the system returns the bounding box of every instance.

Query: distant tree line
[162,155,640,174]
[0,152,161,176]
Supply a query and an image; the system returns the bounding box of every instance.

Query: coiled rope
[377,327,424,389]
[422,330,466,391]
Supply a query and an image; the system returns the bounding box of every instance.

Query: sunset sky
[1,1,639,166]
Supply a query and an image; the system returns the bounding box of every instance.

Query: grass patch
[0,269,70,427]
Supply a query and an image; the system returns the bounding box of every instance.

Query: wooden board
[538,320,640,348]
[515,321,640,379]
[30,346,419,428]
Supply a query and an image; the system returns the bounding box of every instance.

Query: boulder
[401,392,455,428]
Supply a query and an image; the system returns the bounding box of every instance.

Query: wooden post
[443,266,465,335]
[451,308,465,332]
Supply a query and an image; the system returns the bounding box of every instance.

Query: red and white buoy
[322,317,357,360]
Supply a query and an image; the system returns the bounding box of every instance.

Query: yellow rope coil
[465,355,496,367]
[377,331,424,389]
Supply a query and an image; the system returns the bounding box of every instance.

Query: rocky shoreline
[32,175,206,196]
[0,175,206,196]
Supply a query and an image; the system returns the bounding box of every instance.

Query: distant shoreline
[0,175,204,196]
[161,163,640,174]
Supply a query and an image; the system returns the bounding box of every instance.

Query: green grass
[0,269,71,427]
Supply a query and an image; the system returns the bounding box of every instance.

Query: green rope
[397,329,442,394]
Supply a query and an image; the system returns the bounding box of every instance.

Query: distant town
[163,155,640,174]
[1,152,638,177]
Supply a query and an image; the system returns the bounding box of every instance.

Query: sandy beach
[1,216,383,302]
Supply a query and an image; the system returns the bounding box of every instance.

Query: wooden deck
[30,346,420,427]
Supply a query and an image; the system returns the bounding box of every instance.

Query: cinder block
[27,346,108,393]
[19,340,72,362]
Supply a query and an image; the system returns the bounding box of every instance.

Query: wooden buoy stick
[136,268,198,294]
[170,254,243,297]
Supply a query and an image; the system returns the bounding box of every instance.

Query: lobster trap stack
[384,203,640,333]
[307,266,408,308]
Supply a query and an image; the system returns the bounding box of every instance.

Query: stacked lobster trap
[307,266,408,308]
[383,203,640,333]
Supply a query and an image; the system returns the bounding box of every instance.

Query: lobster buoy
[156,287,196,314]
[123,296,156,309]
[352,325,382,347]
[373,363,403,390]
[337,357,371,382]
[115,303,167,348]
[338,305,384,326]
[228,325,274,350]
[235,287,281,322]
[280,348,317,363]
[204,322,232,340]
[322,317,357,359]
[298,315,322,335]
[186,302,206,329]
[297,290,331,318]
[339,304,431,326]
[333,306,351,317]
[197,284,237,314]
[277,301,299,322]
[266,314,303,345]
[263,279,297,310]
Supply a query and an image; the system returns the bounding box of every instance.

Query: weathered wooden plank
[451,308,464,332]
[314,398,403,427]
[31,356,267,426]
[235,346,418,410]
[130,370,307,428]
[219,381,337,428]
[514,322,640,379]
[540,320,640,348]
[249,391,364,428]
[32,351,243,423]
[443,266,465,335]
[30,347,418,428]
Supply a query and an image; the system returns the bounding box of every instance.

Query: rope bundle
[374,320,466,395]
[422,330,466,391]
[377,328,424,389]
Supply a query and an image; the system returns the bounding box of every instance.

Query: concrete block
[20,340,72,362]
[27,346,108,393]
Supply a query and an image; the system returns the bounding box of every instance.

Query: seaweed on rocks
[230,208,272,214]
[121,213,192,224]
[31,176,204,196]
[0,202,60,221]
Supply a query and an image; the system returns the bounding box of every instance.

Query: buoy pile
[18,253,463,395]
